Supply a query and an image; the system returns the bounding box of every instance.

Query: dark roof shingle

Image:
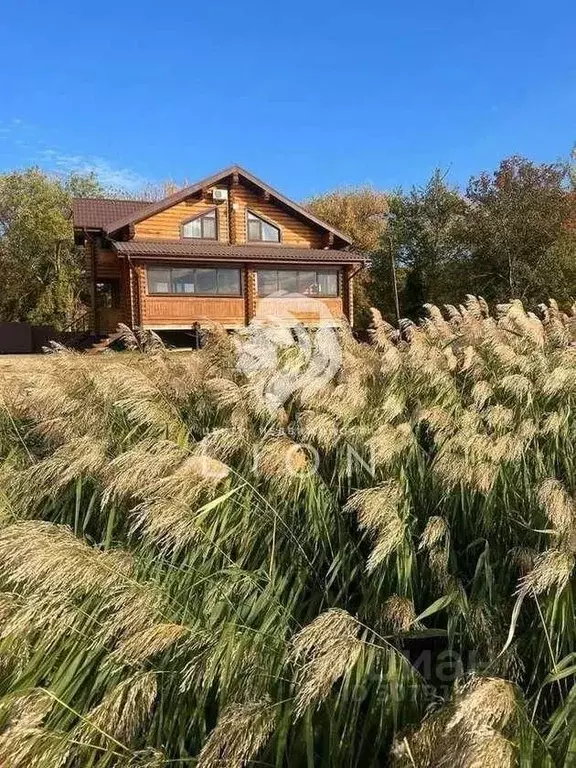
[72,198,151,230]
[113,240,365,264]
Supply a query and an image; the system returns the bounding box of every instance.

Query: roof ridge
[72,196,152,203]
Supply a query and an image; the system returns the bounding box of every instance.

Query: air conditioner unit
[212,188,228,202]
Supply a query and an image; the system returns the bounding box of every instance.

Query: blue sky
[0,0,574,199]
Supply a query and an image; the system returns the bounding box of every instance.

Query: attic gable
[104,165,353,246]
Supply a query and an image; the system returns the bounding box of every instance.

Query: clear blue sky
[0,0,574,199]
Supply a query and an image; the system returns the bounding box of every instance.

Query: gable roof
[101,165,354,245]
[72,198,152,230]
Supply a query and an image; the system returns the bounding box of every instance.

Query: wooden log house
[72,166,365,337]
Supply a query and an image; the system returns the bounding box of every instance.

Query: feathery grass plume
[296,410,340,451]
[492,424,536,464]
[447,677,518,732]
[254,436,310,479]
[381,595,421,633]
[114,393,186,441]
[392,717,516,768]
[203,377,244,409]
[499,374,533,402]
[466,294,490,320]
[367,422,414,469]
[17,434,108,497]
[197,426,251,463]
[197,698,276,768]
[369,307,397,350]
[418,406,456,442]
[537,478,575,542]
[344,482,406,570]
[540,300,571,347]
[540,409,566,436]
[0,521,134,598]
[457,726,516,768]
[0,689,54,730]
[0,593,19,627]
[97,587,166,645]
[483,334,520,372]
[471,460,500,494]
[102,439,188,505]
[423,303,456,343]
[379,393,406,422]
[471,379,494,409]
[519,548,574,595]
[381,344,402,374]
[541,365,575,397]
[144,454,230,504]
[0,690,69,768]
[460,344,481,373]
[1,592,84,648]
[290,609,363,718]
[483,404,515,431]
[456,306,487,347]
[130,498,205,552]
[77,671,157,746]
[419,516,451,586]
[443,344,458,371]
[109,622,189,667]
[116,323,141,351]
[501,300,545,348]
[419,516,449,552]
[116,324,166,354]
[390,707,451,767]
[0,726,72,768]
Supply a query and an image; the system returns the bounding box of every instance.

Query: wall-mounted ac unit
[212,188,228,202]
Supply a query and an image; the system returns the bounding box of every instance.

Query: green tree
[370,171,467,320]
[304,186,389,327]
[463,155,576,303]
[0,168,104,329]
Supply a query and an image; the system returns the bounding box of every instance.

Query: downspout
[127,255,137,329]
[84,229,99,336]
[343,259,368,326]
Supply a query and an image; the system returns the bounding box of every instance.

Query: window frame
[246,209,281,243]
[146,264,243,297]
[256,268,340,298]
[180,208,218,241]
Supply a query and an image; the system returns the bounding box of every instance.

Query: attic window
[182,210,217,240]
[247,211,280,243]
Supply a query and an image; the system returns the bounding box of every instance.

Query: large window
[247,211,280,243]
[182,210,217,240]
[256,269,339,297]
[147,266,241,296]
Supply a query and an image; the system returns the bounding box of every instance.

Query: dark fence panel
[0,323,33,354]
[0,323,96,354]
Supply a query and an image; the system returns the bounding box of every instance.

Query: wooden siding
[135,262,346,330]
[142,296,245,328]
[254,296,344,325]
[95,248,122,279]
[231,184,324,247]
[134,198,229,241]
[132,179,324,248]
